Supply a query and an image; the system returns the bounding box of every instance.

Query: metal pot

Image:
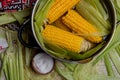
[18,0,116,63]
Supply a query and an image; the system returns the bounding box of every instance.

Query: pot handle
[18,19,40,49]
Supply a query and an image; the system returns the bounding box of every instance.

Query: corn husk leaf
[56,61,120,80]
[112,0,120,21]
[93,23,120,65]
[87,0,108,20]
[0,29,24,80]
[35,0,54,28]
[0,8,31,25]
[24,65,63,80]
[55,61,74,80]
[109,49,120,75]
[104,54,115,76]
[75,0,111,36]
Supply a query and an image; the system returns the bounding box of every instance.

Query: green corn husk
[56,61,120,80]
[34,0,54,49]
[18,42,24,80]
[87,0,108,20]
[12,8,32,24]
[86,75,120,80]
[0,29,24,80]
[0,14,16,26]
[115,44,120,56]
[55,61,74,80]
[93,41,120,65]
[21,27,32,66]
[34,23,44,47]
[104,54,115,77]
[0,53,7,79]
[109,49,120,75]
[93,23,120,65]
[35,0,54,28]
[112,0,120,21]
[0,8,31,25]
[34,0,53,49]
[0,27,8,53]
[0,28,7,39]
[25,48,32,66]
[24,66,63,80]
[44,42,69,59]
[75,0,111,36]
[62,62,77,71]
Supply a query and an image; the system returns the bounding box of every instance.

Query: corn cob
[47,0,80,23]
[54,18,71,31]
[62,10,102,43]
[42,25,94,53]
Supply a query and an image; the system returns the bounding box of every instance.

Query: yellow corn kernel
[47,0,80,23]
[42,25,94,53]
[54,18,71,31]
[62,10,102,43]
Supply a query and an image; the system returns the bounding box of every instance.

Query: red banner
[0,0,36,12]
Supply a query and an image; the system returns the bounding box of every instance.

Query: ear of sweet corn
[62,10,103,43]
[47,0,80,23]
[54,18,71,31]
[42,25,94,53]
